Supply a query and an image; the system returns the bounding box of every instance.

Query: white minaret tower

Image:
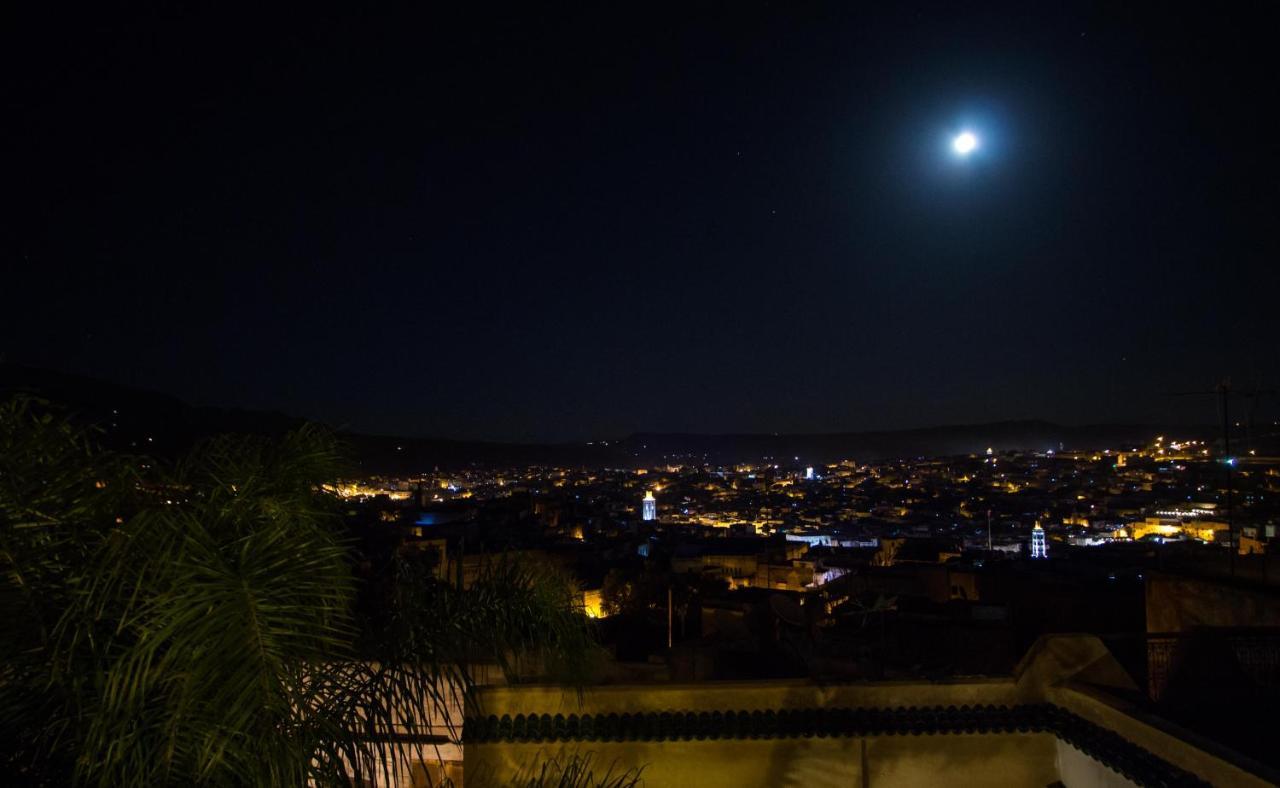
[1031,522,1047,559]
[642,490,657,521]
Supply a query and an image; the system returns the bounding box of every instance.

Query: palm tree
[0,396,598,786]
[521,753,643,788]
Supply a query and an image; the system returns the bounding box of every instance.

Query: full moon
[952,131,978,155]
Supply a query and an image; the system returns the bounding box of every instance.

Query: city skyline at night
[5,6,1280,786]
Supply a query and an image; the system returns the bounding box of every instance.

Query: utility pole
[667,585,674,649]
[987,509,993,553]
[456,535,465,590]
[1221,382,1235,578]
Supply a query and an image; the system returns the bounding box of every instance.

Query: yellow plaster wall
[471,677,1022,720]
[865,732,1058,787]
[466,733,1059,788]
[464,638,1273,788]
[1048,683,1275,788]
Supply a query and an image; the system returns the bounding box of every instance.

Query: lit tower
[1031,522,1047,559]
[642,490,657,522]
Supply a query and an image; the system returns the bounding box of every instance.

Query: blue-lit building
[1031,522,1047,559]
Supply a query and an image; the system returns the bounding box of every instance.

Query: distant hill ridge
[0,363,1207,472]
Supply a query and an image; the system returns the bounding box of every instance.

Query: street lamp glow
[952,131,978,155]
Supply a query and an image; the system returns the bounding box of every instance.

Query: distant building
[1031,522,1047,559]
[1130,516,1228,543]
[642,490,657,521]
[804,466,815,480]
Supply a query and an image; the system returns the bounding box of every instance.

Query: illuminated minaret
[1031,522,1047,559]
[642,490,657,522]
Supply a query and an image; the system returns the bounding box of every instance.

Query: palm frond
[2,399,601,786]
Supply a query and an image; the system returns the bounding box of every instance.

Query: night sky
[5,3,1279,442]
